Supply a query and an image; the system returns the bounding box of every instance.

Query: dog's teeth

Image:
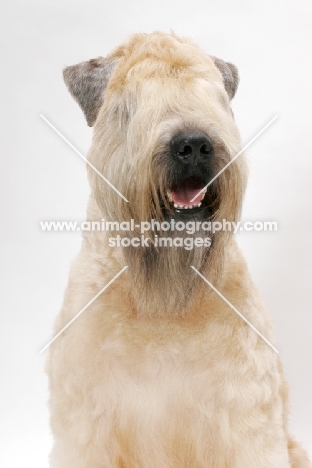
[173,202,202,209]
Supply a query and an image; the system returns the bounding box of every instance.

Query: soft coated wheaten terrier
[46,32,311,467]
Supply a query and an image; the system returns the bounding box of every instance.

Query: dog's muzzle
[167,130,213,213]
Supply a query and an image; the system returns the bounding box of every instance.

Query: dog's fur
[46,32,311,467]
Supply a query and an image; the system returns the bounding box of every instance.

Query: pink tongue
[171,178,204,205]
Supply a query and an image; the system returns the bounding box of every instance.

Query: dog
[46,32,311,467]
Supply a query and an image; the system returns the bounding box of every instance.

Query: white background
[1,1,311,467]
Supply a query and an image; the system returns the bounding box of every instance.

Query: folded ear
[211,57,239,100]
[63,57,116,126]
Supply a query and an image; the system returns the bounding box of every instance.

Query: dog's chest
[54,308,278,464]
[90,315,271,430]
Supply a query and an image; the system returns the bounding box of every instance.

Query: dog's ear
[212,57,239,100]
[63,57,116,127]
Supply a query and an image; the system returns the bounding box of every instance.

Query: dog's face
[63,32,248,315]
[64,32,246,226]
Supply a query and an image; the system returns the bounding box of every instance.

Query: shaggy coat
[46,32,311,468]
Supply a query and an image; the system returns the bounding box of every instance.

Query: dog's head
[64,32,246,225]
[63,32,247,315]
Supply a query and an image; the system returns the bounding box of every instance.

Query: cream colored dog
[46,32,311,467]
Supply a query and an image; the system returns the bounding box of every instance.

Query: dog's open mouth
[167,176,207,212]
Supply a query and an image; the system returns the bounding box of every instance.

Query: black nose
[170,131,212,165]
